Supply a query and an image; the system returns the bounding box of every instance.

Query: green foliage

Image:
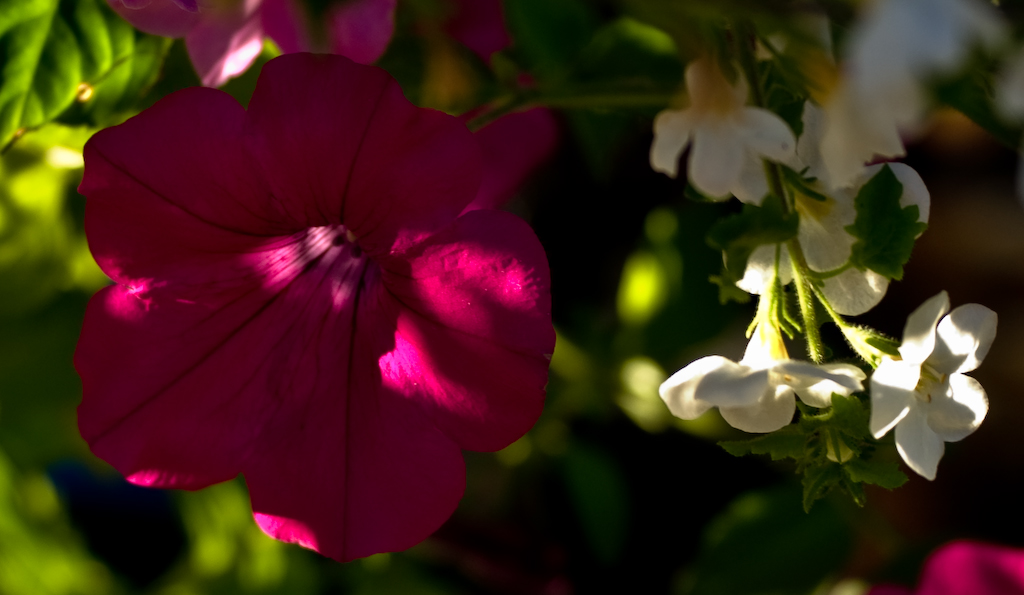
[504,0,598,82]
[845,165,928,281]
[707,193,799,303]
[720,425,807,461]
[561,442,630,564]
[678,485,852,595]
[0,449,115,594]
[0,0,170,149]
[720,394,909,512]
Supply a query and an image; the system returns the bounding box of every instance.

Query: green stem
[787,240,824,362]
[465,87,677,131]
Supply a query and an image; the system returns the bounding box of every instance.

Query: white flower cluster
[648,0,1004,480]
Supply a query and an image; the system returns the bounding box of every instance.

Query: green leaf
[504,0,598,82]
[0,0,170,149]
[843,458,909,490]
[707,192,799,298]
[845,165,928,280]
[561,442,630,564]
[719,425,807,461]
[865,334,902,357]
[573,17,682,90]
[828,393,870,438]
[682,485,852,595]
[801,463,843,512]
[934,57,1021,152]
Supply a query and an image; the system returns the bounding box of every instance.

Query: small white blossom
[659,323,866,433]
[650,56,796,204]
[817,0,1006,189]
[870,291,997,480]
[738,161,929,316]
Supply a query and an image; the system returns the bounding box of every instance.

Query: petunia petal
[930,303,998,374]
[445,0,510,61]
[914,540,1024,594]
[899,291,950,364]
[819,266,889,316]
[378,210,553,451]
[650,110,694,178]
[869,357,918,438]
[659,356,731,420]
[894,407,945,480]
[76,229,370,490]
[79,87,294,285]
[719,385,796,433]
[107,0,201,37]
[185,0,264,87]
[688,123,746,199]
[464,108,558,212]
[245,55,481,257]
[243,298,467,561]
[927,373,988,442]
[326,0,397,64]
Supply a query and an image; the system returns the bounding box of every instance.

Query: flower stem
[787,240,824,362]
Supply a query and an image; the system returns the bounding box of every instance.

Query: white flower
[737,162,929,315]
[659,323,866,433]
[870,291,997,480]
[650,56,796,204]
[817,0,1006,189]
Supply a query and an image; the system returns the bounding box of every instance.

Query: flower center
[794,191,834,223]
[914,364,947,403]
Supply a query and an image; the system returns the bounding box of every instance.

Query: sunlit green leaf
[845,165,927,281]
[0,0,170,149]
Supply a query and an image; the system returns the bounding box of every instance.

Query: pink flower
[870,541,1024,595]
[444,0,510,62]
[107,0,396,86]
[74,54,554,561]
[466,107,559,212]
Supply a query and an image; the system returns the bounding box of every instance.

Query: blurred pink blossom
[870,541,1024,595]
[107,0,396,86]
[75,54,553,561]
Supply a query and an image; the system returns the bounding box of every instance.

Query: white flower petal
[796,101,829,185]
[731,151,770,205]
[796,192,856,272]
[720,385,796,433]
[738,108,797,163]
[650,110,694,178]
[697,361,772,409]
[792,363,868,408]
[930,303,998,374]
[820,267,889,316]
[869,357,918,437]
[895,406,945,480]
[659,355,731,420]
[927,373,988,442]
[820,83,906,190]
[889,162,930,225]
[689,124,746,198]
[736,244,793,295]
[899,291,950,364]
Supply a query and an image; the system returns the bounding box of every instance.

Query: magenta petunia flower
[107,0,396,86]
[74,53,554,561]
[870,541,1024,595]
